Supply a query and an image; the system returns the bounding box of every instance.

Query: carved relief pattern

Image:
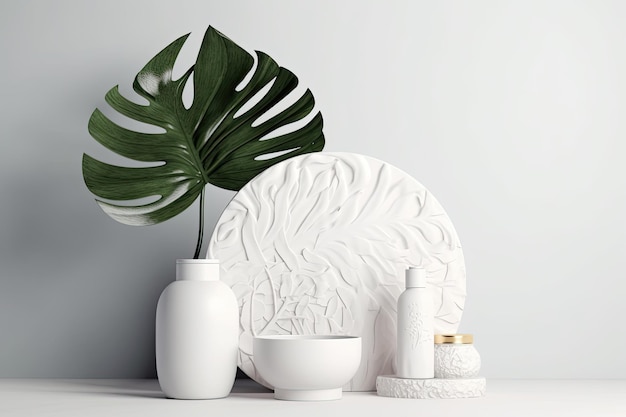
[208,153,466,391]
[434,345,481,378]
[405,302,433,349]
[376,376,486,399]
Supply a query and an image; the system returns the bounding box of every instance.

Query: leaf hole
[117,83,151,105]
[99,95,167,135]
[257,107,318,142]
[182,73,194,109]
[251,81,309,128]
[254,147,300,161]
[171,30,203,80]
[98,194,162,207]
[233,77,277,119]
[235,51,259,92]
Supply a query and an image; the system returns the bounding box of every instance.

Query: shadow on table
[80,378,272,400]
[79,379,165,399]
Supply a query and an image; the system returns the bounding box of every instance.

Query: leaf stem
[193,187,205,259]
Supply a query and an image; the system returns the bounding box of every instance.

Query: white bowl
[253,335,362,401]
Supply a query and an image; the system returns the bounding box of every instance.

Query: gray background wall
[1,0,625,378]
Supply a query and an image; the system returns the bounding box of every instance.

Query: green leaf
[83,26,325,226]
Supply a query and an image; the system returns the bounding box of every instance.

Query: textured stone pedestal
[376,375,486,399]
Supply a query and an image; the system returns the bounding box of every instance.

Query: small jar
[434,334,481,379]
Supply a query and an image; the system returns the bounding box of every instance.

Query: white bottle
[156,259,239,399]
[396,267,434,379]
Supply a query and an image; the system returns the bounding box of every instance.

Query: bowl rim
[254,335,361,341]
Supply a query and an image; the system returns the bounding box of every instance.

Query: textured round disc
[376,376,486,399]
[208,152,466,391]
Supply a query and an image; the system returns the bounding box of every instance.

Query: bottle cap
[434,334,474,344]
[405,267,427,288]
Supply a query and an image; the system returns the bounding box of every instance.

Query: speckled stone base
[376,376,486,399]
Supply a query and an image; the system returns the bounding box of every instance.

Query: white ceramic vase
[156,259,238,399]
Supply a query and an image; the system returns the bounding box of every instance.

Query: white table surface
[1,378,624,417]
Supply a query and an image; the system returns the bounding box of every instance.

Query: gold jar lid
[434,334,473,344]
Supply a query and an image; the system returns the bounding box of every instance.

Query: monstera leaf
[83,26,325,257]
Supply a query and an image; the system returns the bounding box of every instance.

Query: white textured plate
[208,152,466,391]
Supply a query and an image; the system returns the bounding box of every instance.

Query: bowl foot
[274,388,342,401]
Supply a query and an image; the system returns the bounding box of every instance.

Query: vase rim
[176,259,219,264]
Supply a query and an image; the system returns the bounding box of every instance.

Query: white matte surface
[1,0,626,380]
[434,344,481,379]
[397,282,435,379]
[253,335,361,401]
[376,375,486,399]
[209,153,465,390]
[0,379,624,417]
[155,262,238,399]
